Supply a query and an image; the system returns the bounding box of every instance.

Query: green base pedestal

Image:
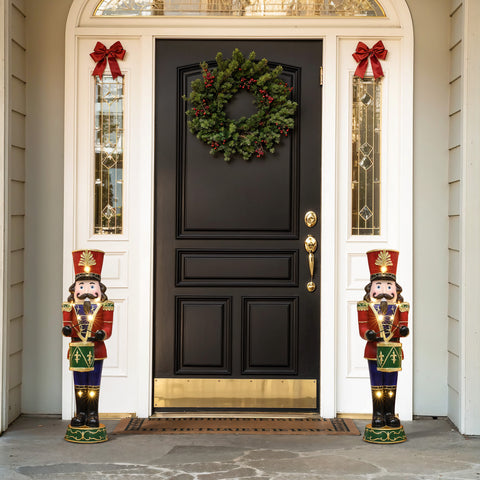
[65,424,108,443]
[363,424,407,444]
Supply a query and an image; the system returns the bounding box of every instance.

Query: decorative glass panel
[94,75,124,235]
[94,0,385,17]
[351,76,381,235]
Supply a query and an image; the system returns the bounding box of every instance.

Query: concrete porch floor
[1,416,479,479]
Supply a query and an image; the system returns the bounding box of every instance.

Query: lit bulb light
[77,391,83,397]
[89,391,96,398]
[88,315,93,321]
[376,391,383,398]
[85,266,91,273]
[388,391,394,397]
[381,266,387,273]
[379,315,384,321]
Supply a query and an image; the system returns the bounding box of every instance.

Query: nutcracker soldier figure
[62,249,113,443]
[357,249,410,444]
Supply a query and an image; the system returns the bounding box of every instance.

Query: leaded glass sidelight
[94,0,385,17]
[94,75,124,235]
[351,76,382,236]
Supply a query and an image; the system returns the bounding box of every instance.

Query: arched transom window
[94,0,385,17]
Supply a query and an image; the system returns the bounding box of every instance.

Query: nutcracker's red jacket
[62,301,114,360]
[357,301,409,360]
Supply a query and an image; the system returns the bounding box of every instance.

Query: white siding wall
[6,0,26,425]
[447,0,463,428]
[447,0,480,435]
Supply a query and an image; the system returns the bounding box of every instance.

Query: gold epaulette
[357,301,369,312]
[399,302,410,313]
[62,302,73,312]
[103,301,114,311]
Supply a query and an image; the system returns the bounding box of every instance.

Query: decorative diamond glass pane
[359,156,372,170]
[359,205,373,221]
[94,75,124,235]
[94,0,385,17]
[351,76,382,235]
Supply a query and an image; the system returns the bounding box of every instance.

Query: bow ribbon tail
[107,56,123,80]
[369,54,384,79]
[354,57,369,79]
[92,57,108,79]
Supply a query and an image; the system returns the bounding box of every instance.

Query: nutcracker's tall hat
[366,249,399,282]
[72,249,105,281]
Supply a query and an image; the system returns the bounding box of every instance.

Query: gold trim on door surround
[154,378,317,409]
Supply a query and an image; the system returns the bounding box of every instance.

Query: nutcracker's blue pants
[73,360,103,387]
[368,360,398,387]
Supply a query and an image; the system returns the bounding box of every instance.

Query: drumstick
[69,316,94,341]
[69,319,83,337]
[377,324,401,339]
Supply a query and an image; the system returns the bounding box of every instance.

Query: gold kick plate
[154,378,317,409]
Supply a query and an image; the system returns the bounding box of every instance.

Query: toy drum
[69,342,95,372]
[376,342,402,372]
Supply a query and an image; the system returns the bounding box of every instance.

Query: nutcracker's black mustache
[77,292,98,300]
[372,292,395,300]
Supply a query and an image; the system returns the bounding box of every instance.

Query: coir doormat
[112,417,360,436]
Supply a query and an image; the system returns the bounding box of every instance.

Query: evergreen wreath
[184,49,298,162]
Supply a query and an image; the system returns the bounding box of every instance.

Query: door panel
[176,250,298,286]
[242,297,298,374]
[175,297,232,374]
[154,39,322,410]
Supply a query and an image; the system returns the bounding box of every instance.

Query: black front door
[154,39,322,411]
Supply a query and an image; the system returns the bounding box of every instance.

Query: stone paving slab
[1,416,479,479]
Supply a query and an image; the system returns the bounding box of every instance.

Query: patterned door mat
[112,417,360,435]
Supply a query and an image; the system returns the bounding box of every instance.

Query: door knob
[304,235,317,292]
[304,211,317,228]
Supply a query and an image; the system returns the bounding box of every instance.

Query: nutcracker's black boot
[384,386,401,427]
[71,386,87,427]
[371,386,385,428]
[86,386,100,428]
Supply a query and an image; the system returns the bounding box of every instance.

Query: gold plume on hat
[375,250,393,268]
[79,250,97,268]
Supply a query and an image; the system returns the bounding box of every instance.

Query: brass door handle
[304,235,317,292]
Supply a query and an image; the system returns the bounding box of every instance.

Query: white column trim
[460,0,480,436]
[0,0,8,434]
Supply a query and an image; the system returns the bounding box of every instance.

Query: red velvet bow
[90,41,126,79]
[352,41,388,79]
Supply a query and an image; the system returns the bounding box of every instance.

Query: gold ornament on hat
[79,250,97,273]
[375,250,393,274]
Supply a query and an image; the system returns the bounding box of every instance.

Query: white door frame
[64,0,413,419]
